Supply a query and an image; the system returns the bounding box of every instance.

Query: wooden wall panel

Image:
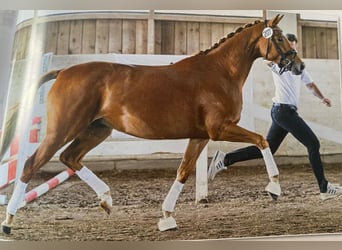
[135,20,148,54]
[211,23,224,45]
[109,19,123,53]
[302,27,317,58]
[122,20,136,54]
[22,27,31,59]
[199,22,211,52]
[17,27,26,60]
[69,20,83,54]
[160,21,175,54]
[187,22,200,55]
[57,21,70,55]
[326,28,338,59]
[45,22,58,54]
[316,27,327,59]
[95,19,109,54]
[174,22,187,55]
[16,26,30,60]
[82,20,96,54]
[224,23,242,36]
[154,20,162,54]
[302,26,338,59]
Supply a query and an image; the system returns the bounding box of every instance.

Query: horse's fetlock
[163,211,172,218]
[256,136,269,149]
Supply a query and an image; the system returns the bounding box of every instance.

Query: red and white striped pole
[19,168,75,208]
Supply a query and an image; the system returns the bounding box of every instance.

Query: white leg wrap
[6,180,27,215]
[261,147,279,178]
[76,166,110,197]
[162,180,184,212]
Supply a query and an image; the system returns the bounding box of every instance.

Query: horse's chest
[219,94,243,121]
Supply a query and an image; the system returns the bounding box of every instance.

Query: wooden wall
[155,21,244,55]
[12,13,340,60]
[12,19,148,60]
[299,20,338,59]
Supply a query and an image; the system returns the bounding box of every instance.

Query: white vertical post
[147,10,155,54]
[337,16,342,115]
[239,66,255,130]
[15,10,43,184]
[195,145,208,203]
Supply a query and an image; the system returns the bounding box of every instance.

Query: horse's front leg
[209,122,281,200]
[158,139,208,231]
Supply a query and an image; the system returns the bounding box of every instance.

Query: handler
[208,33,342,201]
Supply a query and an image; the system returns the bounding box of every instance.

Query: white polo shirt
[270,63,313,107]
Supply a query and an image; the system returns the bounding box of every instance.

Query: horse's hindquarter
[100,62,243,140]
[46,62,114,137]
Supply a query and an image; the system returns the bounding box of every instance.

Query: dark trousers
[225,103,328,193]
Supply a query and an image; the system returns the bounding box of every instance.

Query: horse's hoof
[197,198,209,204]
[99,194,112,215]
[1,221,11,235]
[268,192,279,201]
[2,225,11,235]
[158,216,178,231]
[265,181,281,201]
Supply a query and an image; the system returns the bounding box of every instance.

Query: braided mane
[197,19,262,55]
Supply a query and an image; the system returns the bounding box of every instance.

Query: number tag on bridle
[262,27,273,39]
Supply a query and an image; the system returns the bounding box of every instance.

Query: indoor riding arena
[1,10,342,241]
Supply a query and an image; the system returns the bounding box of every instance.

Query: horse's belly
[107,110,208,140]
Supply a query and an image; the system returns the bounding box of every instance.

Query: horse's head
[259,14,305,75]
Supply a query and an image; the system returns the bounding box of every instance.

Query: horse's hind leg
[59,120,113,214]
[158,138,209,231]
[1,133,68,234]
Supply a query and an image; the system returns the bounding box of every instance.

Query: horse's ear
[268,14,284,27]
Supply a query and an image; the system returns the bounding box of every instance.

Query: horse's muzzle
[291,61,305,75]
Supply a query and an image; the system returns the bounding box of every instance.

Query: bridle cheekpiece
[263,19,297,74]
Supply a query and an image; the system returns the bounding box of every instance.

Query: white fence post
[196,145,208,203]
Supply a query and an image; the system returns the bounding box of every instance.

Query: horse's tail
[37,69,62,88]
[1,69,62,162]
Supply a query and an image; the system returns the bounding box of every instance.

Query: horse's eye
[277,37,284,42]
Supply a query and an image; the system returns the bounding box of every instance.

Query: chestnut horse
[2,14,304,234]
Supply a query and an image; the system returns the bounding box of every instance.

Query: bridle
[263,20,297,74]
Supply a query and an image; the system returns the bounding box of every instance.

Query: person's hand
[322,97,331,107]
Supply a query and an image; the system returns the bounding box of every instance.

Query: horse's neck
[209,27,262,86]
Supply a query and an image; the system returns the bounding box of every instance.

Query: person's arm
[306,82,332,107]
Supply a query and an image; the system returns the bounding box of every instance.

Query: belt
[273,103,297,111]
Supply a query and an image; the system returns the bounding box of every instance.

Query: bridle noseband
[263,20,297,74]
